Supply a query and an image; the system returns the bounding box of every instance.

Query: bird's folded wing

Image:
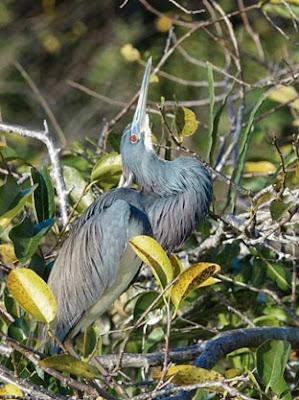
[48,199,149,343]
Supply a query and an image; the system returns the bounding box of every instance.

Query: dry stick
[0,121,69,227]
[0,363,64,400]
[93,327,299,370]
[14,62,66,148]
[131,377,254,400]
[168,0,205,15]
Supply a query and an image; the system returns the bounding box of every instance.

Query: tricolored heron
[47,59,212,349]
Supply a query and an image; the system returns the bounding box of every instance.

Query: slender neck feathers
[120,126,212,250]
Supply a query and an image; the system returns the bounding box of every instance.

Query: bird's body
[47,59,212,348]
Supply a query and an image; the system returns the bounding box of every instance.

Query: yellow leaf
[7,268,57,323]
[155,15,172,32]
[149,73,159,83]
[170,262,220,313]
[152,365,223,385]
[175,107,199,138]
[39,354,99,379]
[120,44,140,62]
[267,0,299,4]
[129,235,173,288]
[268,85,299,111]
[197,276,221,288]
[0,384,23,399]
[245,161,276,174]
[0,243,17,264]
[169,253,184,278]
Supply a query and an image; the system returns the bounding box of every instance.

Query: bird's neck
[137,154,212,250]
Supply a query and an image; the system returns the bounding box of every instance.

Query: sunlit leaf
[152,364,223,385]
[120,44,140,62]
[39,354,99,379]
[256,340,291,393]
[0,243,17,264]
[265,260,291,291]
[129,235,173,288]
[169,253,184,278]
[63,165,94,212]
[245,161,276,174]
[0,384,23,399]
[9,217,53,263]
[175,107,198,138]
[196,276,221,288]
[262,2,299,19]
[268,85,299,111]
[149,73,159,83]
[7,268,57,323]
[170,262,220,313]
[91,152,122,184]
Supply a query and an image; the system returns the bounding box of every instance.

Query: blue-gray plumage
[47,58,212,348]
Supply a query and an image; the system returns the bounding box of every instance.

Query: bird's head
[120,58,153,187]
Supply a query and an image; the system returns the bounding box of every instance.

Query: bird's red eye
[130,134,138,144]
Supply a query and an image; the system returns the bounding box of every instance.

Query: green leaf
[0,176,37,222]
[133,291,161,319]
[256,339,291,393]
[265,260,291,291]
[206,63,215,161]
[129,235,173,288]
[175,107,198,138]
[63,165,94,212]
[270,198,293,221]
[82,325,98,359]
[7,267,57,323]
[9,217,53,263]
[91,152,122,185]
[271,376,292,400]
[226,91,268,210]
[31,167,55,222]
[39,354,99,379]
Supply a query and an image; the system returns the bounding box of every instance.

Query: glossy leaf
[265,260,290,291]
[152,364,223,385]
[0,384,23,399]
[7,268,57,323]
[0,175,37,222]
[9,217,53,263]
[31,167,55,222]
[257,340,290,393]
[39,354,99,379]
[245,161,276,174]
[169,253,184,278]
[91,152,122,185]
[175,107,198,138]
[63,165,94,212]
[171,262,221,312]
[129,235,173,288]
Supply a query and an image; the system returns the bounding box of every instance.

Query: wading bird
[48,59,212,349]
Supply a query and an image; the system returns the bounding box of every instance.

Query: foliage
[0,1,298,399]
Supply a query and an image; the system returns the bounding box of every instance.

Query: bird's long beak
[131,57,152,138]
